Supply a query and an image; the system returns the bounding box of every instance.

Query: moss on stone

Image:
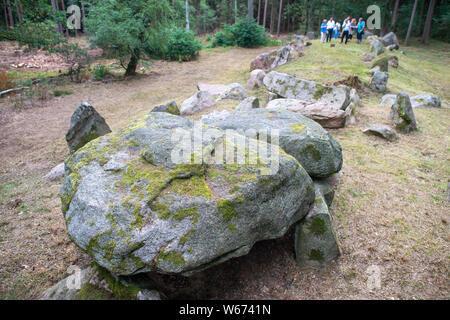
[304,143,322,161]
[96,264,141,300]
[173,207,199,225]
[76,282,115,300]
[169,176,213,200]
[308,216,327,236]
[217,199,238,222]
[314,84,333,100]
[308,248,324,262]
[290,122,307,133]
[159,250,186,265]
[179,229,196,246]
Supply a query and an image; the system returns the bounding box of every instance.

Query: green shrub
[231,18,269,48]
[212,24,236,47]
[92,65,109,80]
[212,18,269,48]
[166,28,202,62]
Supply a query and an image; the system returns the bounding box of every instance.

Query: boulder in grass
[381,32,399,47]
[371,55,389,72]
[263,71,351,111]
[363,125,399,142]
[203,109,343,178]
[266,98,347,129]
[379,94,397,107]
[197,83,229,97]
[390,92,417,133]
[369,71,389,93]
[387,44,399,51]
[295,181,341,269]
[235,97,260,112]
[180,91,216,115]
[370,38,385,56]
[250,51,277,72]
[45,162,65,181]
[387,54,399,68]
[246,69,266,90]
[66,102,112,154]
[61,112,315,276]
[411,94,441,108]
[362,53,374,62]
[217,83,248,101]
[151,101,180,116]
[271,45,295,69]
[306,31,315,40]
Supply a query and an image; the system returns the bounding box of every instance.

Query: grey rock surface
[66,102,112,154]
[363,125,399,142]
[203,109,343,178]
[61,112,315,276]
[180,91,216,115]
[390,92,417,133]
[151,101,180,116]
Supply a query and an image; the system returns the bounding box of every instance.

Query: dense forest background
[1,0,449,42]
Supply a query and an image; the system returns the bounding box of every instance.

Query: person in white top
[326,18,335,43]
[340,18,351,44]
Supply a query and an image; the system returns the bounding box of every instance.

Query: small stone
[180,91,216,115]
[65,102,112,154]
[151,101,180,116]
[45,162,65,181]
[363,125,399,142]
[137,289,162,300]
[217,83,248,101]
[246,69,266,90]
[235,97,259,112]
[369,71,389,93]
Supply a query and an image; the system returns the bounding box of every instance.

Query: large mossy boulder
[202,109,343,178]
[61,112,315,276]
[263,71,351,111]
[370,38,385,56]
[371,55,389,72]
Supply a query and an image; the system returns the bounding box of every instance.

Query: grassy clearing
[0,36,448,299]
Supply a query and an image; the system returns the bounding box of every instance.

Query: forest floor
[0,36,449,300]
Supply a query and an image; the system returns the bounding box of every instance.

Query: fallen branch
[0,87,30,97]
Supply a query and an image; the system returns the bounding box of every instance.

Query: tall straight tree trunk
[263,0,268,28]
[258,0,262,24]
[421,0,435,44]
[270,0,275,34]
[80,0,86,33]
[234,0,237,23]
[54,0,63,33]
[417,0,427,36]
[60,0,69,37]
[14,0,23,22]
[391,0,400,30]
[6,0,13,28]
[405,0,419,45]
[185,0,190,30]
[276,0,283,37]
[3,0,9,27]
[248,0,254,19]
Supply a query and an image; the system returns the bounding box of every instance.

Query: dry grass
[0,37,448,299]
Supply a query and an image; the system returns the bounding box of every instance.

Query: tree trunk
[185,0,190,30]
[248,0,254,19]
[404,0,419,46]
[276,0,283,37]
[54,0,63,33]
[125,51,140,76]
[60,0,69,37]
[80,0,86,33]
[235,0,238,23]
[417,0,427,36]
[270,0,275,34]
[421,0,435,44]
[391,0,400,30]
[6,0,13,28]
[258,0,262,24]
[263,0,268,28]
[3,0,9,28]
[14,0,23,23]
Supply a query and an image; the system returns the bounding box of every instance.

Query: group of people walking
[320,17,366,45]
